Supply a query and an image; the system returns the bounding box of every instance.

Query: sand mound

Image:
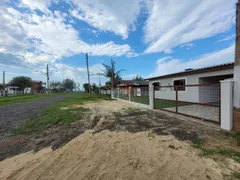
[0,130,224,180]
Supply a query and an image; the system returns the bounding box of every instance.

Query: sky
[0,0,237,89]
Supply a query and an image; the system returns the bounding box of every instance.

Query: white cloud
[217,34,235,42]
[0,2,138,87]
[0,4,137,67]
[144,0,236,54]
[70,0,142,39]
[0,7,31,54]
[149,44,235,77]
[24,52,51,64]
[179,43,194,50]
[20,0,52,13]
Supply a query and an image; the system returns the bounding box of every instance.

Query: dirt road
[0,100,239,180]
[0,94,76,137]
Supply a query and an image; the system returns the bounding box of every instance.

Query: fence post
[220,79,233,131]
[117,87,120,99]
[176,87,178,113]
[129,86,131,101]
[149,84,154,109]
[111,89,114,99]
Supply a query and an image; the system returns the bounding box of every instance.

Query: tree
[91,83,99,94]
[132,75,144,81]
[83,83,90,93]
[63,78,75,91]
[51,81,63,86]
[102,60,124,88]
[9,76,32,91]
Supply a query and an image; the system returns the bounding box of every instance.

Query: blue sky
[0,0,237,88]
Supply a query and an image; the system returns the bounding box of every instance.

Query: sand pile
[0,130,224,180]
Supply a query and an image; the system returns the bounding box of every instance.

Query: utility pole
[3,71,5,96]
[86,53,91,93]
[98,73,101,94]
[234,1,240,109]
[46,64,49,90]
[111,59,114,97]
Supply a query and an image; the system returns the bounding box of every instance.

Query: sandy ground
[0,100,239,180]
[0,130,226,180]
[73,100,134,114]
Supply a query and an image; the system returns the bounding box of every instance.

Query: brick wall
[233,108,240,131]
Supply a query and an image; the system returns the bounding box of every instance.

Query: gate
[154,84,221,124]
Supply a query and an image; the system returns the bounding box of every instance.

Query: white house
[146,62,234,103]
[5,86,20,95]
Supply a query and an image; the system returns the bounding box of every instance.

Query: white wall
[150,69,233,103]
[151,75,199,102]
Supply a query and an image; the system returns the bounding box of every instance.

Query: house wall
[150,69,233,103]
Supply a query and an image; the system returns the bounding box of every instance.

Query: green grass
[154,99,177,109]
[13,93,111,135]
[154,99,189,109]
[0,93,69,106]
[192,141,240,163]
[232,172,240,179]
[131,96,149,105]
[220,130,240,146]
[119,94,129,100]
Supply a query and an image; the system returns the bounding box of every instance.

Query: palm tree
[102,59,124,88]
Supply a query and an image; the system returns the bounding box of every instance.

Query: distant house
[0,83,20,96]
[118,80,149,96]
[145,62,234,103]
[118,80,148,88]
[32,80,45,93]
[49,85,65,93]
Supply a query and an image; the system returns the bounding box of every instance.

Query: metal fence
[130,87,149,105]
[154,84,220,124]
[113,87,150,105]
[100,89,111,95]
[119,87,129,100]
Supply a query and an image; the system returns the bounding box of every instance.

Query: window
[173,79,186,91]
[153,82,160,91]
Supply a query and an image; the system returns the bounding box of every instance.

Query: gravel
[0,95,72,137]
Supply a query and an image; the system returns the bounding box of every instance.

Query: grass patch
[154,99,190,109]
[220,130,240,146]
[0,93,69,106]
[192,141,240,162]
[131,96,149,105]
[119,94,129,100]
[232,172,240,179]
[13,93,111,135]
